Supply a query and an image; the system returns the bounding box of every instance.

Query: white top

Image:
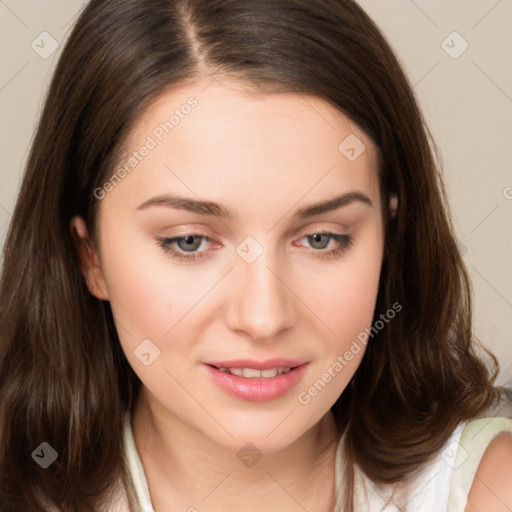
[120,414,512,512]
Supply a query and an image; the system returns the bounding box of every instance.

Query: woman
[0,0,511,511]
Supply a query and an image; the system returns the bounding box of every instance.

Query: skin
[465,433,512,511]
[72,77,385,511]
[71,77,512,510]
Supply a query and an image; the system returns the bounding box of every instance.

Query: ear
[70,216,110,301]
[389,194,398,219]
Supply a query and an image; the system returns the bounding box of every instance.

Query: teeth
[216,367,292,378]
[243,368,261,378]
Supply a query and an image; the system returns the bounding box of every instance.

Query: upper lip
[205,359,308,370]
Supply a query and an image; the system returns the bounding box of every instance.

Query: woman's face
[75,78,385,452]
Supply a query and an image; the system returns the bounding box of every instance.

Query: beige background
[0,1,511,385]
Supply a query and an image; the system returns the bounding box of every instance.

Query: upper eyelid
[161,223,350,239]
[164,229,347,241]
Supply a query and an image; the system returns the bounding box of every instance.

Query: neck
[131,389,341,512]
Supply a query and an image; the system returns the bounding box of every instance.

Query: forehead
[105,78,381,217]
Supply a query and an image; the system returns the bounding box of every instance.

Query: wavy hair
[0,0,503,510]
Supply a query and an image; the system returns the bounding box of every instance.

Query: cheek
[296,257,381,410]
[308,233,383,345]
[298,226,383,406]
[97,223,198,346]
[104,251,167,333]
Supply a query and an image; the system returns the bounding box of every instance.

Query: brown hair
[0,0,505,510]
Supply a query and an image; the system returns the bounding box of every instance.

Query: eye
[298,231,353,260]
[156,234,212,262]
[156,230,353,263]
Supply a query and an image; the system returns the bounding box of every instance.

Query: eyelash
[156,231,353,262]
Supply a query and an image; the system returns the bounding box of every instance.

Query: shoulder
[465,431,512,511]
[448,416,512,512]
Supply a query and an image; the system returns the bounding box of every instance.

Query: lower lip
[204,363,309,402]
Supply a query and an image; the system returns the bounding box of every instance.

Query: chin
[199,409,324,454]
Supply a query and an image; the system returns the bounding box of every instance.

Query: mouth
[207,365,296,378]
[203,360,309,402]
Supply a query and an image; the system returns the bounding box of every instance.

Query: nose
[225,247,296,342]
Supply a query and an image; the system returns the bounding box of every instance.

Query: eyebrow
[137,191,372,220]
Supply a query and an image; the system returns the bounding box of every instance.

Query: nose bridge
[226,240,295,340]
